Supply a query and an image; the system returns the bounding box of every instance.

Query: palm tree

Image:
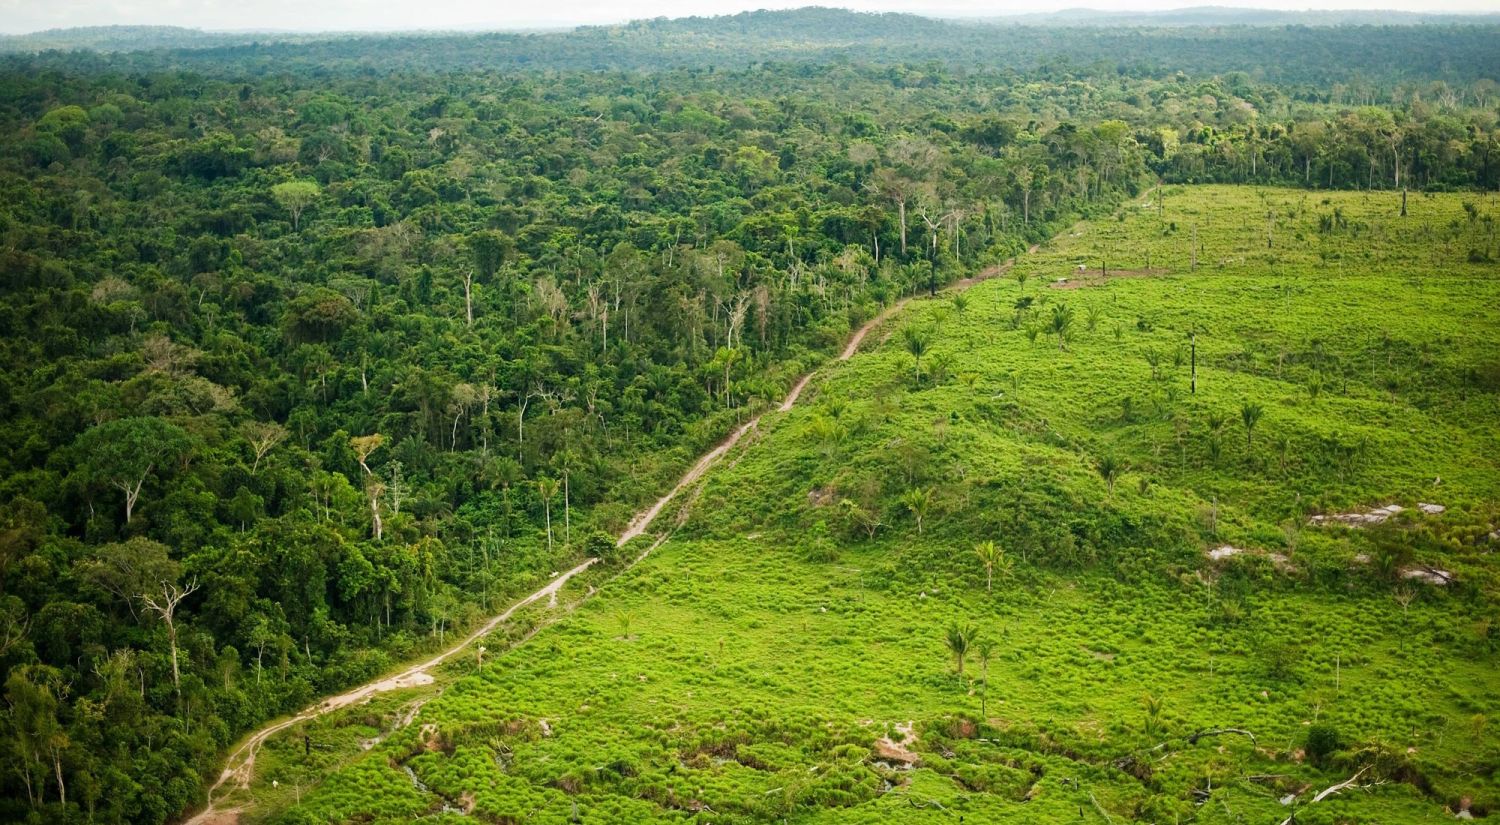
[1143,346,1162,380]
[1047,303,1075,351]
[1097,454,1122,499]
[902,325,931,382]
[901,487,933,534]
[536,476,559,552]
[973,541,1007,594]
[1240,401,1264,449]
[976,638,997,717]
[946,622,976,677]
[1085,304,1102,332]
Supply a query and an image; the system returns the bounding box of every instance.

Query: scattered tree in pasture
[1143,346,1162,380]
[838,498,883,540]
[1240,401,1264,448]
[977,638,997,718]
[901,487,933,534]
[1097,454,1122,499]
[902,325,932,382]
[1141,693,1166,739]
[973,540,1009,593]
[1047,303,1075,350]
[945,622,977,677]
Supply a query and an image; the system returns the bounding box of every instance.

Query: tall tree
[71,417,191,523]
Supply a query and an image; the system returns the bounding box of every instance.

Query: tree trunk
[369,490,383,541]
[52,747,65,807]
[165,617,181,692]
[463,273,474,327]
[897,200,907,256]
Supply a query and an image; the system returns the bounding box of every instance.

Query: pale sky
[2,0,1496,35]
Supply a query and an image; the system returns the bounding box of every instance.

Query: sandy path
[181,246,1034,825]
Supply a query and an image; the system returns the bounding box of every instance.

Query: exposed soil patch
[1401,566,1455,586]
[1205,545,1295,572]
[1309,502,1444,527]
[874,721,921,767]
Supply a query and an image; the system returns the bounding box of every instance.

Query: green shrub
[1305,723,1342,768]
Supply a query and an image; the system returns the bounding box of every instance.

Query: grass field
[261,186,1500,824]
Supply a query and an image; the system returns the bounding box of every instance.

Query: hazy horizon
[2,0,1497,36]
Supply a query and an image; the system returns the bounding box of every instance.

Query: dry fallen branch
[1090,792,1116,824]
[1276,767,1383,825]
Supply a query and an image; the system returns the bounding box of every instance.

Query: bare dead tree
[140,577,200,696]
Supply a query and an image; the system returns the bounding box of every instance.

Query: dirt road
[181,247,1034,825]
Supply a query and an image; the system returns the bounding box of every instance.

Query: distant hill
[2,7,1497,86]
[0,25,314,53]
[980,5,1500,26]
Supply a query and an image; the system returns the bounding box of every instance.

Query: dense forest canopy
[0,7,1496,823]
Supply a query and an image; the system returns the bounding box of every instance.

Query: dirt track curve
[182,247,1034,825]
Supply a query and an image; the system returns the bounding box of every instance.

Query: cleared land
[261,186,1499,824]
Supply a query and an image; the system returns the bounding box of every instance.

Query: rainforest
[0,7,1497,824]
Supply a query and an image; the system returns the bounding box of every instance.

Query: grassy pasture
[267,186,1500,824]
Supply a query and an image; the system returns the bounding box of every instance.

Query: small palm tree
[973,540,1008,594]
[901,487,933,534]
[976,638,997,717]
[1097,454,1122,499]
[946,622,976,677]
[1143,346,1162,380]
[1206,411,1227,434]
[1240,401,1264,448]
[902,325,932,382]
[1047,303,1075,351]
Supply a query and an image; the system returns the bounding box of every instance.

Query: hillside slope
[263,186,1500,823]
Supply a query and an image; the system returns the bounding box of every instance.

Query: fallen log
[1277,767,1381,825]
